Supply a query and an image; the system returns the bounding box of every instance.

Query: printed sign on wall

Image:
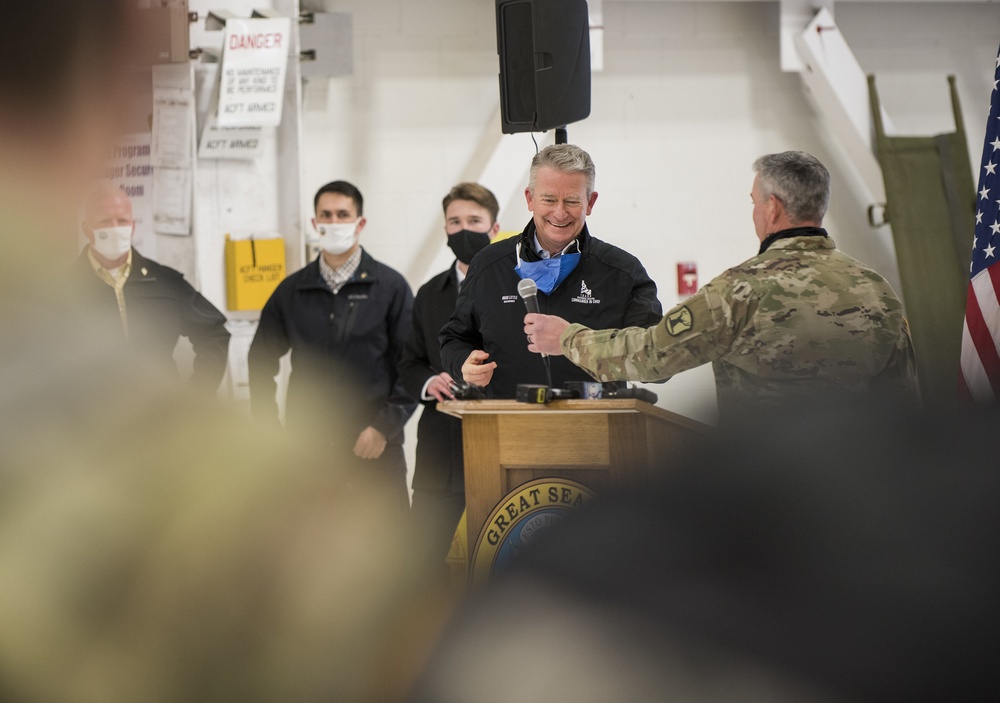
[102,132,156,257]
[217,17,291,128]
[198,115,268,160]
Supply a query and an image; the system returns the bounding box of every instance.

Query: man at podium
[438,144,662,399]
[523,151,918,419]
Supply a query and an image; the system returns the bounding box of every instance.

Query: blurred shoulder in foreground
[0,3,449,701]
[411,399,999,702]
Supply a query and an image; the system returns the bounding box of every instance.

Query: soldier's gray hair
[528,144,596,196]
[753,151,830,224]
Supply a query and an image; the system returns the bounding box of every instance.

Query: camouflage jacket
[560,234,919,418]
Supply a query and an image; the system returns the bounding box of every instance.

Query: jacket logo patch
[666,306,693,336]
[571,280,600,305]
[501,295,518,304]
[347,294,369,301]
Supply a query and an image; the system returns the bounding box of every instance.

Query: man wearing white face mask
[77,185,231,393]
[249,181,417,514]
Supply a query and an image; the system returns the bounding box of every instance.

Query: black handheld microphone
[517,278,553,386]
[517,277,540,315]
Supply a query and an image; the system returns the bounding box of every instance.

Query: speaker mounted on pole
[495,0,591,135]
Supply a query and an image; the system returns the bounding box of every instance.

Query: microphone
[517,278,540,314]
[517,278,553,387]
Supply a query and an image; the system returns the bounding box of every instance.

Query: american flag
[959,44,1000,407]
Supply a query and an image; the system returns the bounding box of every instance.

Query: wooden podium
[438,399,710,573]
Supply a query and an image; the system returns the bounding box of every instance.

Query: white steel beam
[792,6,892,205]
[780,0,832,73]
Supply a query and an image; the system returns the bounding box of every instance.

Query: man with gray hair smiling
[524,151,918,420]
[439,143,663,399]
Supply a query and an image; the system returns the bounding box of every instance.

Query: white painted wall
[298,0,998,428]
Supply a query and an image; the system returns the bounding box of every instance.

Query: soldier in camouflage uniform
[524,151,919,419]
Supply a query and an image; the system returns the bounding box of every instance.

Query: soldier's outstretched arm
[558,281,745,383]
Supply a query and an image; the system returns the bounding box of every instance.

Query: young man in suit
[399,182,500,562]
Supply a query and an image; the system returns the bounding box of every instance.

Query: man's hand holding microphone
[524,313,570,356]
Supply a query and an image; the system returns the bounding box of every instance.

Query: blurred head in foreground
[0,4,448,701]
[411,401,999,702]
[0,0,139,278]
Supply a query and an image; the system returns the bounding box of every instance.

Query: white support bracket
[251,8,283,19]
[204,9,236,31]
[780,0,833,73]
[788,5,907,305]
[792,6,894,208]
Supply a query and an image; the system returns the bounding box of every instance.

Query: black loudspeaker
[496,0,591,134]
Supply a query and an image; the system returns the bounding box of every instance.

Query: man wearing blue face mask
[439,144,663,399]
[249,180,417,515]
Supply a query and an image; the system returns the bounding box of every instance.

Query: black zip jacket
[75,248,230,392]
[439,221,663,399]
[248,249,416,444]
[398,264,465,491]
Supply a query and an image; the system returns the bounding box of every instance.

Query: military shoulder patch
[666,306,694,336]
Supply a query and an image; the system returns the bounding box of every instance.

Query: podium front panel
[440,399,710,570]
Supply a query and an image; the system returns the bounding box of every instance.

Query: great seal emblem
[471,478,597,585]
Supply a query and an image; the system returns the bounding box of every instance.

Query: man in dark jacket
[77,186,231,393]
[249,181,416,513]
[439,144,663,399]
[399,182,501,562]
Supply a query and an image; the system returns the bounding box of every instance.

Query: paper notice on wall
[225,319,257,402]
[217,17,291,128]
[150,81,194,235]
[198,114,269,160]
[152,87,193,169]
[153,167,191,235]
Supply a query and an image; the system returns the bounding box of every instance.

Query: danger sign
[218,17,291,128]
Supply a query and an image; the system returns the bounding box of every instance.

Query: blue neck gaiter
[514,241,581,294]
